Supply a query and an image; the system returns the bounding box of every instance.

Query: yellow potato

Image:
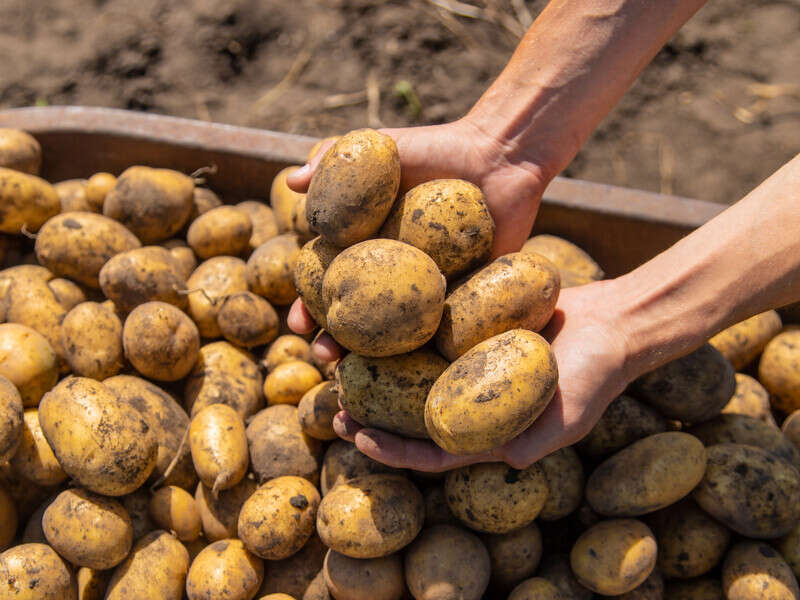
[426,329,558,455]
[297,381,339,441]
[186,538,264,600]
[270,166,305,233]
[246,233,302,306]
[293,236,341,328]
[0,542,77,599]
[508,578,565,600]
[709,310,782,370]
[237,200,279,250]
[320,439,398,495]
[538,554,594,600]
[257,535,326,599]
[538,446,584,520]
[262,335,311,372]
[189,403,249,495]
[47,277,87,311]
[120,489,156,541]
[0,486,17,550]
[0,323,58,406]
[185,256,248,338]
[664,578,724,600]
[577,394,668,456]
[38,377,157,495]
[149,485,202,542]
[0,128,42,175]
[302,570,329,600]
[55,179,91,212]
[43,487,133,569]
[723,541,800,600]
[20,495,56,545]
[61,301,124,380]
[187,205,252,259]
[0,374,23,462]
[76,567,110,600]
[189,187,223,222]
[323,549,404,600]
[722,372,776,425]
[521,234,604,282]
[258,595,296,600]
[217,291,280,348]
[291,195,314,242]
[195,478,258,542]
[10,408,68,486]
[307,136,341,162]
[264,360,322,406]
[0,167,60,233]
[760,328,800,413]
[483,522,543,591]
[163,238,198,280]
[85,172,117,212]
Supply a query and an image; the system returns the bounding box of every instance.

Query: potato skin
[778,521,800,578]
[38,377,157,496]
[586,432,707,517]
[163,238,198,280]
[190,187,223,221]
[317,474,424,558]
[55,179,91,212]
[293,236,341,328]
[76,567,110,600]
[188,205,252,259]
[538,446,584,520]
[694,443,800,538]
[237,200,279,250]
[320,439,398,495]
[539,554,594,600]
[258,535,327,599]
[263,335,312,372]
[217,291,280,348]
[186,256,248,338]
[186,539,264,600]
[307,129,401,247]
[323,549,404,600]
[271,166,305,233]
[148,485,202,542]
[663,578,724,600]
[246,233,302,306]
[189,403,249,495]
[0,323,58,406]
[426,329,558,455]
[297,381,339,440]
[723,372,776,425]
[0,542,77,599]
[723,542,800,600]
[709,310,782,370]
[760,329,800,413]
[10,408,68,486]
[0,167,59,234]
[264,360,322,406]
[603,569,664,600]
[508,578,565,600]
[61,301,124,380]
[0,374,23,462]
[483,522,543,591]
[0,486,17,550]
[577,395,668,456]
[47,277,86,311]
[85,172,116,212]
[784,410,800,450]
[522,234,604,281]
[196,479,258,542]
[0,128,42,175]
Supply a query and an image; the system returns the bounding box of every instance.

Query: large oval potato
[723,542,800,600]
[710,310,782,370]
[577,394,668,456]
[262,334,312,372]
[271,166,305,233]
[38,377,157,495]
[538,446,584,521]
[148,485,202,542]
[185,256,248,338]
[0,487,17,550]
[320,439,399,495]
[237,200,279,250]
[61,301,124,380]
[293,236,341,328]
[723,372,776,425]
[0,323,58,406]
[317,474,424,558]
[196,478,258,542]
[323,548,404,600]
[483,522,543,591]
[0,374,23,462]
[246,233,302,306]
[426,329,558,455]
[760,328,800,413]
[306,129,401,247]
[55,179,90,212]
[188,206,252,259]
[258,535,326,599]
[0,167,59,233]
[10,408,68,486]
[694,443,800,538]
[85,172,116,212]
[189,403,249,495]
[0,542,77,599]
[521,234,604,282]
[586,432,707,517]
[264,360,322,406]
[337,349,448,438]
[217,291,280,348]
[0,129,42,175]
[186,538,264,600]
[445,462,549,534]
[297,381,339,441]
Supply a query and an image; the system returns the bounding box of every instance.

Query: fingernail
[294,164,311,178]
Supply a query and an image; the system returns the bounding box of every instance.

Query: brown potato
[722,372,776,425]
[777,521,800,578]
[186,539,263,600]
[0,323,57,407]
[263,335,311,372]
[10,408,68,486]
[190,187,223,221]
[187,206,252,259]
[189,403,249,495]
[163,238,198,280]
[35,211,141,288]
[663,578,724,600]
[723,542,800,600]
[61,301,124,379]
[292,195,314,242]
[404,524,491,600]
[85,172,116,212]
[247,233,302,306]
[264,360,322,406]
[508,578,565,600]
[43,487,133,569]
[76,567,110,600]
[55,179,91,212]
[423,484,457,527]
[293,236,341,328]
[426,329,558,455]
[149,485,202,541]
[47,277,87,311]
[120,489,156,541]
[237,200,279,250]
[521,234,604,281]
[0,486,17,550]
[601,569,664,600]
[0,542,77,599]
[710,310,782,370]
[784,410,800,450]
[0,374,23,462]
[185,256,248,338]
[0,167,59,234]
[297,381,339,441]
[538,554,594,600]
[483,522,543,591]
[577,394,668,456]
[0,128,41,175]
[258,535,326,599]
[320,439,398,495]
[323,549,404,600]
[217,291,280,348]
[271,166,305,233]
[196,478,258,542]
[538,446,584,521]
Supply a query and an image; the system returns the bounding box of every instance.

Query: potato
[723,372,776,425]
[196,478,258,542]
[259,595,296,600]
[586,432,706,517]
[426,329,557,455]
[694,443,800,538]
[123,301,200,381]
[0,542,77,599]
[522,234,604,282]
[0,486,17,550]
[0,374,23,462]
[307,129,400,247]
[85,172,116,212]
[186,539,264,600]
[292,195,314,241]
[307,136,341,162]
[185,341,264,418]
[0,323,58,406]
[317,474,423,558]
[121,489,156,541]
[571,519,657,596]
[445,462,548,533]
[105,530,190,600]
[320,439,398,495]
[10,408,68,486]
[76,567,110,600]
[186,256,248,337]
[271,166,305,233]
[632,343,735,423]
[294,236,341,328]
[664,578,724,600]
[99,245,188,312]
[723,542,800,600]
[48,277,87,311]
[263,335,311,372]
[238,475,320,560]
[217,291,280,348]
[0,128,41,175]
[647,499,731,579]
[538,446,584,520]
[0,167,59,234]
[187,206,252,259]
[303,570,331,600]
[55,179,91,212]
[262,360,322,407]
[760,329,800,413]
[508,578,565,600]
[602,569,664,600]
[148,485,202,542]
[38,377,157,495]
[422,484,457,527]
[163,238,197,279]
[35,211,141,287]
[247,234,302,306]
[190,187,223,221]
[43,487,133,569]
[784,410,800,449]
[237,200,279,250]
[61,301,124,379]
[778,521,800,578]
[483,522,542,590]
[404,524,490,600]
[104,166,194,243]
[297,381,339,441]
[578,395,668,456]
[258,535,327,599]
[538,554,593,600]
[247,404,322,484]
[709,310,782,370]
[189,403,249,495]
[323,549,404,600]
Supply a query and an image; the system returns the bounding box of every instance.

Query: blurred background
[1,0,797,204]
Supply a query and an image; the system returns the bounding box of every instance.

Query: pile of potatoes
[1,126,800,600]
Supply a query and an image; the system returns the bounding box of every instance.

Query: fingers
[286,137,338,193]
[287,299,317,334]
[332,411,362,442]
[310,331,344,363]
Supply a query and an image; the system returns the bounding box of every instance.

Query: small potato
[521,234,604,281]
[664,578,724,600]
[445,462,549,533]
[307,129,400,247]
[570,519,657,596]
[760,328,800,413]
[293,236,341,328]
[10,408,68,486]
[190,187,223,221]
[778,521,800,578]
[0,128,41,174]
[264,360,322,406]
[247,404,322,484]
[723,542,800,600]
[237,200,279,250]
[55,179,91,212]
[694,443,800,538]
[189,403,249,495]
[320,439,399,495]
[43,487,133,569]
[508,578,565,600]
[323,549,404,600]
[297,381,339,440]
[317,474,424,558]
[186,539,264,600]
[238,475,320,560]
[632,343,735,423]
[120,489,156,541]
[538,446,584,520]
[163,238,198,280]
[577,395,668,456]
[38,377,157,496]
[185,256,248,338]
[263,335,311,372]
[0,167,60,233]
[0,374,23,462]
[149,485,202,541]
[258,535,326,599]
[47,277,87,311]
[188,205,252,259]
[483,522,543,591]
[196,478,258,541]
[404,524,491,600]
[271,166,305,233]
[105,530,190,600]
[76,567,110,600]
[784,410,800,449]
[104,166,194,243]
[61,301,124,380]
[0,323,58,406]
[0,487,17,549]
[21,496,55,544]
[538,554,594,600]
[85,172,116,212]
[247,233,302,306]
[323,239,446,356]
[217,291,280,348]
[426,329,558,455]
[337,349,448,438]
[709,310,782,370]
[586,432,707,517]
[722,372,776,425]
[0,542,77,599]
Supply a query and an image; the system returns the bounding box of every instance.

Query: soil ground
[0,0,798,204]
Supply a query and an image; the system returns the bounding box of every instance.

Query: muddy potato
[189,187,223,221]
[48,277,87,310]
[426,329,558,455]
[784,410,800,449]
[586,432,707,517]
[710,310,782,370]
[189,403,249,495]
[0,323,58,406]
[163,238,198,280]
[664,578,724,600]
[247,404,322,484]
[186,539,263,600]
[85,172,116,212]
[76,567,110,600]
[297,381,339,440]
[237,200,279,250]
[483,522,543,591]
[271,166,306,233]
[264,360,322,406]
[632,343,735,423]
[121,489,156,541]
[61,301,124,379]
[0,486,17,549]
[292,195,314,242]
[105,530,190,600]
[247,233,302,306]
[0,542,77,599]
[578,395,668,456]
[10,408,67,486]
[317,474,424,558]
[539,554,593,600]
[323,549,404,600]
[21,495,54,544]
[196,478,258,541]
[0,167,59,234]
[43,487,133,569]
[571,519,657,596]
[55,179,91,212]
[405,524,491,600]
[293,236,341,328]
[149,485,202,542]
[538,446,584,520]
[217,291,280,348]
[320,439,398,495]
[723,542,800,600]
[38,377,157,495]
[0,374,23,462]
[263,335,312,372]
[185,256,248,338]
[258,535,327,599]
[508,578,565,600]
[723,372,776,424]
[522,234,604,282]
[187,205,252,259]
[238,475,320,560]
[0,128,41,175]
[760,328,800,413]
